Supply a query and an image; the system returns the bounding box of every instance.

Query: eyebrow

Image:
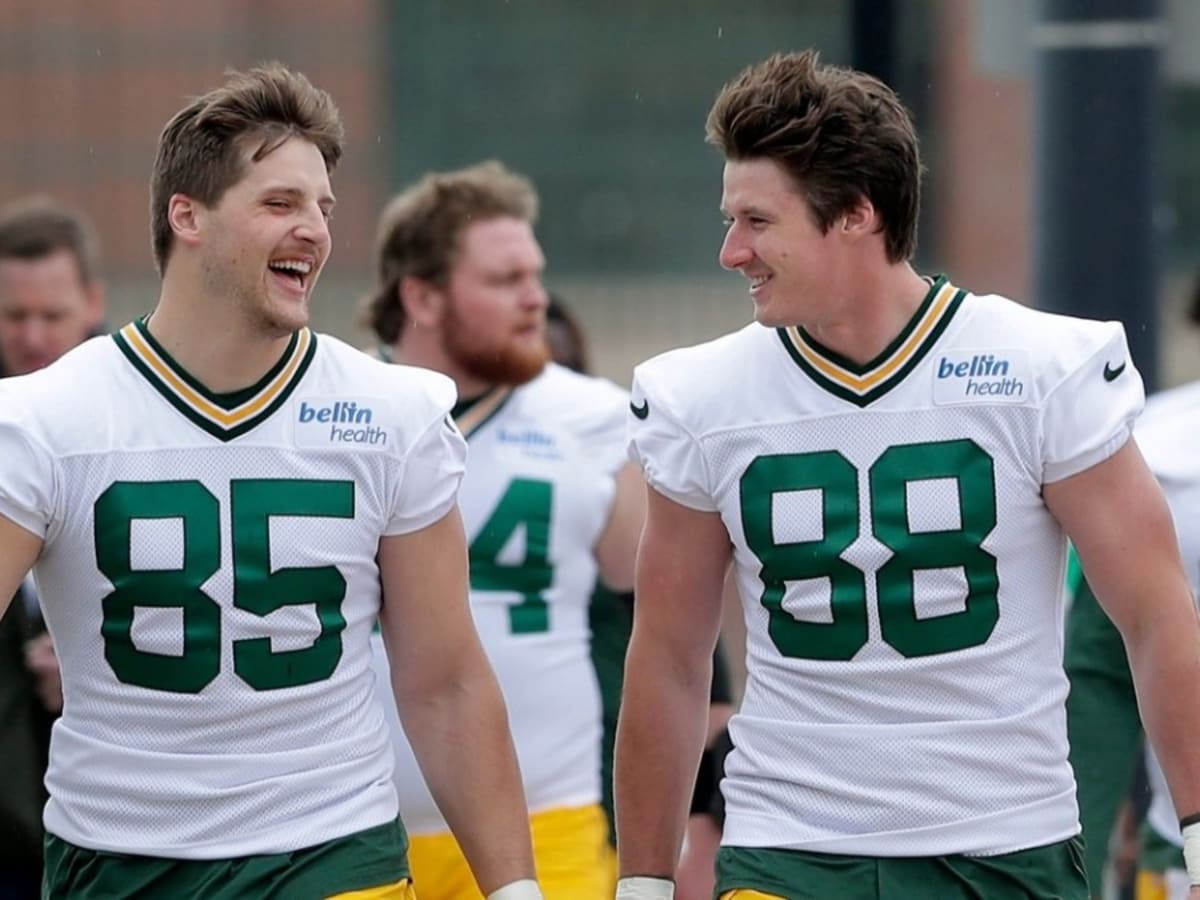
[720,205,772,218]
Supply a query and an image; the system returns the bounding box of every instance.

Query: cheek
[467,291,511,324]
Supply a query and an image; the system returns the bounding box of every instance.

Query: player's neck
[147,279,297,394]
[802,264,931,366]
[390,333,496,399]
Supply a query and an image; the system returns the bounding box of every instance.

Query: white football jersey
[0,321,466,859]
[628,276,1144,857]
[1132,382,1200,848]
[371,363,627,833]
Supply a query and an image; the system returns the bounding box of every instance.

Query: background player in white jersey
[360,161,644,900]
[0,64,541,900]
[1068,374,1200,900]
[614,50,1200,900]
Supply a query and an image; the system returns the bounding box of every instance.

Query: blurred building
[0,0,1196,383]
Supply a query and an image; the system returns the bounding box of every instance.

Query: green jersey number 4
[95,478,354,693]
[469,478,554,634]
[740,439,999,661]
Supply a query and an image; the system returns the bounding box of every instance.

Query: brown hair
[706,49,922,263]
[363,160,539,344]
[0,197,100,284]
[150,61,344,274]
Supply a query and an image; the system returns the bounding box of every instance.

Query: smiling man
[614,50,1200,900]
[0,66,539,900]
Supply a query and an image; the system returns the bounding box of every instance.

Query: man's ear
[840,196,878,240]
[400,275,445,329]
[84,279,106,329]
[166,194,204,250]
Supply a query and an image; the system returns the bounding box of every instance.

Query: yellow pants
[407,803,612,900]
[1135,868,1191,900]
[719,892,786,900]
[328,878,417,899]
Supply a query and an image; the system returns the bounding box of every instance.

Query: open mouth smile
[268,258,314,291]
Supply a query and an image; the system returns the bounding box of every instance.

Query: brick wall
[0,0,384,283]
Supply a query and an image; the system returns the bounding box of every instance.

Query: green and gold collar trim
[452,386,513,439]
[376,348,512,440]
[113,317,317,441]
[777,275,966,407]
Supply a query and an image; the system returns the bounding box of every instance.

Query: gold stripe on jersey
[453,386,513,439]
[374,347,511,441]
[113,318,317,441]
[777,274,966,407]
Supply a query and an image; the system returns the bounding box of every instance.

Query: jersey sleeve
[573,379,629,476]
[0,394,57,538]
[627,365,717,512]
[384,380,468,536]
[1040,322,1144,483]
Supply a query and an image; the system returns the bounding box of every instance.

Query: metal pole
[852,0,897,85]
[1033,0,1163,390]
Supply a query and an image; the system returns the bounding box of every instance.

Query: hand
[1188,885,1200,900]
[674,814,721,900]
[25,633,62,713]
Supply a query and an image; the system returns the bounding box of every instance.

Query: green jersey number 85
[95,478,354,694]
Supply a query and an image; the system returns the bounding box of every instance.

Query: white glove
[615,876,676,899]
[486,880,544,900]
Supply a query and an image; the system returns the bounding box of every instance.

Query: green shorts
[43,816,410,899]
[715,837,1089,900]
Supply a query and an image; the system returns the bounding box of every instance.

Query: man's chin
[462,348,549,387]
[261,299,310,337]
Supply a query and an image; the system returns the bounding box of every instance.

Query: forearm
[396,660,534,893]
[615,633,713,878]
[1064,578,1143,888]
[1126,607,1200,823]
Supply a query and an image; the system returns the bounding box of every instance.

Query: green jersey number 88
[739,438,999,661]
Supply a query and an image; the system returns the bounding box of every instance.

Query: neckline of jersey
[111,317,318,441]
[775,275,968,407]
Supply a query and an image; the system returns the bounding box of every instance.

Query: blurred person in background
[362,162,644,900]
[616,49,1200,900]
[543,292,736,900]
[543,293,589,375]
[0,197,106,900]
[1068,282,1200,900]
[0,197,105,378]
[0,65,540,900]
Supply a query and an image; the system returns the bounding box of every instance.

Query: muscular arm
[1045,440,1200,847]
[595,462,647,593]
[1063,573,1143,893]
[0,514,42,620]
[378,507,535,895]
[615,487,731,878]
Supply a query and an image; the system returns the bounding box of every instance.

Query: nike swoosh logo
[630,399,649,420]
[1103,361,1126,382]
